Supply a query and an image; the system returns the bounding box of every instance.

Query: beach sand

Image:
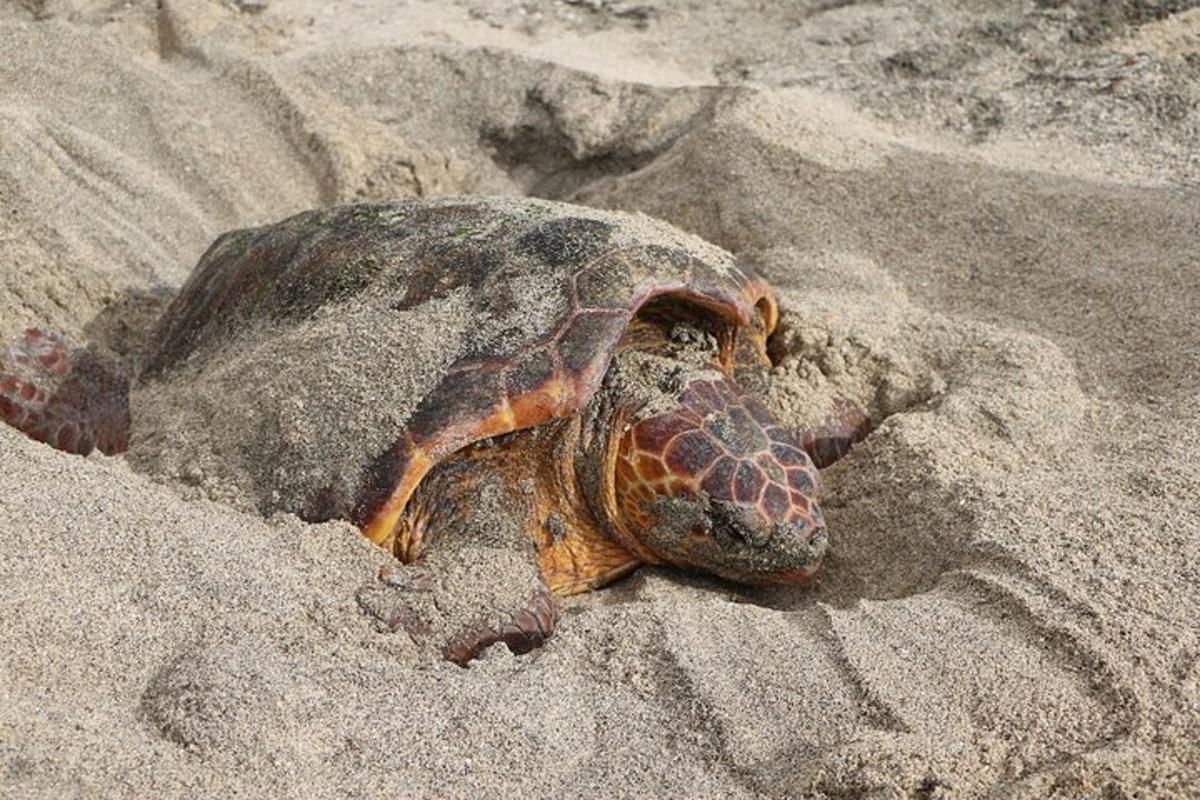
[1,1,1198,797]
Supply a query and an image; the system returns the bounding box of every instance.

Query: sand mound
[2,2,1197,797]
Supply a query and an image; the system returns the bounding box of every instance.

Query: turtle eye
[754,297,774,333]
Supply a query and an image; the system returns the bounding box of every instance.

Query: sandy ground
[1,1,1199,797]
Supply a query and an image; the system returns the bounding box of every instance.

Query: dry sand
[1,1,1198,797]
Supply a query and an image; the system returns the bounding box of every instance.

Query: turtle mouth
[755,559,824,586]
[708,522,828,586]
[634,508,826,587]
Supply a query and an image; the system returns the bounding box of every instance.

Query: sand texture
[1,1,1198,797]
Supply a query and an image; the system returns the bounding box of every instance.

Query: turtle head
[606,374,826,586]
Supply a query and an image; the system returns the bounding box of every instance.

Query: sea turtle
[0,197,868,664]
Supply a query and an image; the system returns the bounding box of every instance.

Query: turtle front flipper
[356,444,559,667]
[730,308,871,469]
[794,397,873,469]
[399,565,557,666]
[0,329,130,455]
[368,561,556,666]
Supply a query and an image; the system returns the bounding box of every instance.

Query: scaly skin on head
[612,377,826,584]
[0,329,130,456]
[584,316,828,587]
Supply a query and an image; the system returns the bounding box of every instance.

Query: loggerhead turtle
[0,197,868,664]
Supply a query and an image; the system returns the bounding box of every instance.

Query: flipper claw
[358,565,557,666]
[442,584,557,666]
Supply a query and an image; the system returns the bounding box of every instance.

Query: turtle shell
[134,197,775,550]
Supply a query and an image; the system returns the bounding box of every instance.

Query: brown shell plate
[142,197,775,549]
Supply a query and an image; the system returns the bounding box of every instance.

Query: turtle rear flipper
[0,329,130,455]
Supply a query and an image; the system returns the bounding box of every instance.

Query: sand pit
[2,1,1198,797]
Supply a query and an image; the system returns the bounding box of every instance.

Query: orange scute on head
[636,453,668,482]
[610,373,826,560]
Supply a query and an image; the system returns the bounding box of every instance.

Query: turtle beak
[761,523,827,584]
[753,522,830,585]
[708,501,827,582]
[765,565,822,584]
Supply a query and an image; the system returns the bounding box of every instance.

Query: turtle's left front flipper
[0,329,130,455]
[733,339,871,470]
[356,450,558,667]
[793,397,873,469]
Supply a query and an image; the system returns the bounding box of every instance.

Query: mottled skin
[0,198,869,665]
[0,329,128,456]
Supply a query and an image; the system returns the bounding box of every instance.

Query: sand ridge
[1,1,1198,797]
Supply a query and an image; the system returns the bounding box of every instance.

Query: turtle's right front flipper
[355,444,560,667]
[375,560,557,666]
[0,329,130,455]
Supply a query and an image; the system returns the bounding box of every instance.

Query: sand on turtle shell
[125,195,753,527]
[2,2,1199,798]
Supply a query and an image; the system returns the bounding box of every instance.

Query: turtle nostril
[806,525,829,557]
